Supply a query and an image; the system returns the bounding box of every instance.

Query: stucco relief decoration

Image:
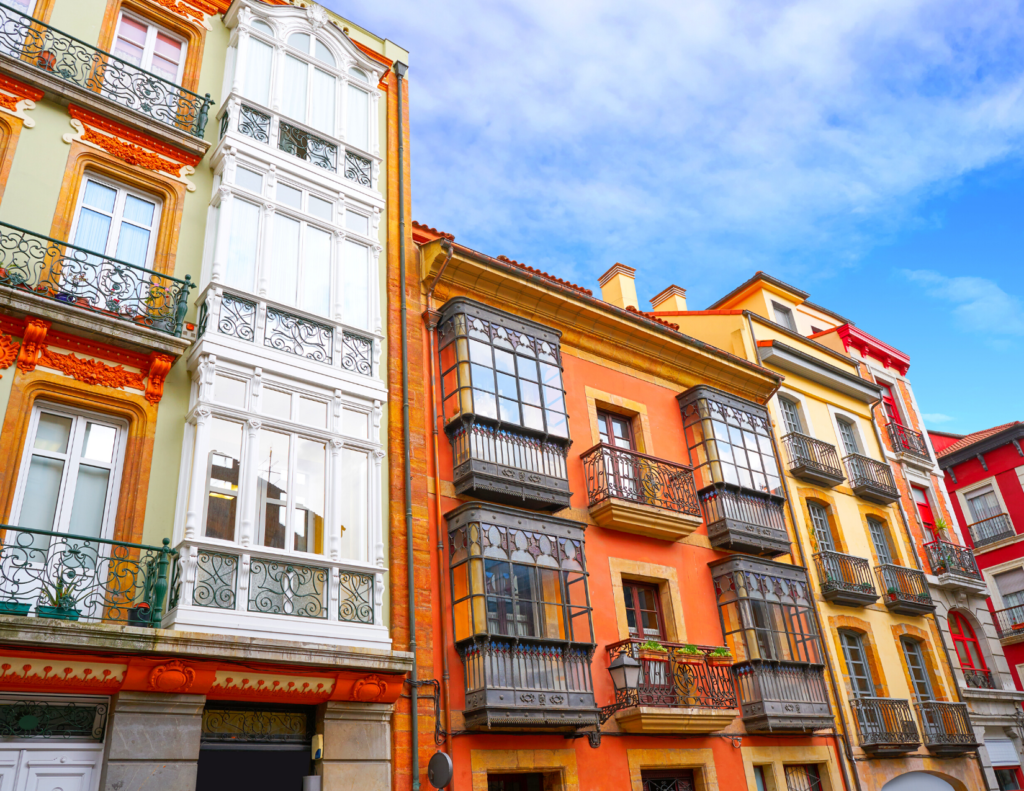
[0,332,19,377]
[0,74,43,127]
[38,346,147,391]
[63,106,202,191]
[148,0,217,28]
[16,318,49,372]
[349,674,388,702]
[145,352,175,404]
[148,661,196,693]
[211,671,335,701]
[0,659,127,690]
[306,4,328,29]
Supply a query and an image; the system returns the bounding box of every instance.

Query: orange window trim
[0,370,158,546]
[828,614,889,698]
[0,115,23,206]
[51,142,187,277]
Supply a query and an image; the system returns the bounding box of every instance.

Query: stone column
[99,691,205,791]
[316,701,393,790]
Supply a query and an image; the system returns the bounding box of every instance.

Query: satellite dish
[427,751,454,789]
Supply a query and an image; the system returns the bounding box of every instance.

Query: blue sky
[331,0,1024,434]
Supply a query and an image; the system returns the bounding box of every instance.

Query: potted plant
[127,601,151,626]
[36,575,80,621]
[637,639,668,661]
[709,646,733,665]
[0,600,30,617]
[674,643,703,663]
[886,586,898,602]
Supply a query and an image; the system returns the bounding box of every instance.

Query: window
[994,569,1024,612]
[810,325,823,335]
[598,410,634,450]
[867,517,894,565]
[754,767,770,791]
[624,582,663,640]
[772,301,797,332]
[836,418,859,455]
[779,397,803,435]
[282,32,337,135]
[486,775,544,791]
[807,502,835,551]
[347,68,370,151]
[641,770,695,791]
[11,404,126,542]
[912,486,936,542]
[879,383,902,425]
[966,486,1002,523]
[71,176,161,269]
[839,631,874,697]
[995,769,1021,791]
[784,765,823,791]
[244,34,274,107]
[900,637,934,702]
[112,13,185,83]
[949,612,987,673]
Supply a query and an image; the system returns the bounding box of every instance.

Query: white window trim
[826,405,871,459]
[957,475,1011,525]
[113,10,188,84]
[773,389,814,438]
[69,173,162,269]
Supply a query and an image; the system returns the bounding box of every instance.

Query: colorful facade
[0,0,411,788]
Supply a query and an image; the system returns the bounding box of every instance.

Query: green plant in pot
[886,586,898,601]
[637,639,667,659]
[676,644,702,660]
[709,646,733,664]
[0,600,31,616]
[37,573,81,621]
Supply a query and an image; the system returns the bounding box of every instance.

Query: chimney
[598,263,638,310]
[650,284,687,312]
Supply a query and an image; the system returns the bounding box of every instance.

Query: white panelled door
[0,747,102,791]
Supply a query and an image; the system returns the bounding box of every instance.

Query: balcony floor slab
[590,498,702,542]
[615,705,738,734]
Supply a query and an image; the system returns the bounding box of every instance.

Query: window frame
[878,381,903,426]
[772,301,797,332]
[623,581,665,640]
[949,611,988,672]
[112,10,188,84]
[838,630,875,697]
[836,417,860,456]
[867,516,895,565]
[784,764,824,791]
[900,636,935,702]
[69,173,162,269]
[807,501,835,552]
[779,396,804,435]
[911,485,936,542]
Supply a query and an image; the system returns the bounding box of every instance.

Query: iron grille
[885,422,931,460]
[923,540,981,581]
[814,550,876,597]
[581,443,700,516]
[0,698,108,740]
[200,704,313,744]
[781,432,844,480]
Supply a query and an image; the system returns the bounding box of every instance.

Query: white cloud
[901,269,1024,337]
[331,0,1024,299]
[921,413,955,424]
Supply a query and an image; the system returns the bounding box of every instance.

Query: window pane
[308,195,333,221]
[309,68,336,135]
[298,397,327,428]
[18,456,64,532]
[114,16,146,65]
[123,194,155,227]
[314,39,335,66]
[522,404,543,431]
[250,19,272,35]
[277,183,302,209]
[244,37,273,106]
[114,221,150,267]
[82,423,116,463]
[287,32,310,51]
[345,211,369,236]
[346,85,369,150]
[342,240,370,330]
[67,464,110,540]
[262,388,291,420]
[343,409,368,438]
[282,55,308,122]
[214,374,247,408]
[235,167,263,194]
[226,199,260,291]
[258,429,290,549]
[74,208,112,256]
[34,413,72,453]
[270,214,300,306]
[294,438,326,554]
[301,226,331,317]
[205,418,242,541]
[339,449,368,562]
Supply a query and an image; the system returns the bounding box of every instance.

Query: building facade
[932,421,1024,790]
[0,1,411,788]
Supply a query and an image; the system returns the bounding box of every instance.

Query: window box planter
[1011,622,1024,632]
[0,601,31,616]
[709,651,733,665]
[36,606,80,621]
[127,603,152,626]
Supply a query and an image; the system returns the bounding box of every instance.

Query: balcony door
[840,631,881,736]
[912,486,936,542]
[598,410,638,501]
[901,637,937,732]
[780,397,810,463]
[879,383,902,425]
[867,517,894,566]
[109,12,188,127]
[624,582,671,702]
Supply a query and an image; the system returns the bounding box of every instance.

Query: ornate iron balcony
[968,513,1015,548]
[993,606,1024,640]
[843,453,899,504]
[699,483,790,557]
[876,564,935,616]
[459,636,599,731]
[814,550,878,607]
[962,668,995,690]
[886,422,932,463]
[732,661,832,733]
[781,432,844,487]
[923,540,983,585]
[0,524,175,627]
[0,4,212,138]
[917,700,978,755]
[0,222,194,336]
[851,697,921,756]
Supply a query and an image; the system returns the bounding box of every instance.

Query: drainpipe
[393,60,419,791]
[748,315,862,791]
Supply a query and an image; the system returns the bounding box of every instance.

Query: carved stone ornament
[306,4,328,30]
[148,661,196,693]
[146,0,216,28]
[38,347,146,392]
[0,74,43,127]
[349,674,388,703]
[16,318,49,372]
[0,332,19,377]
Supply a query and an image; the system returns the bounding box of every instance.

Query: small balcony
[923,540,986,593]
[699,483,790,557]
[962,668,995,690]
[0,4,212,149]
[851,697,921,756]
[876,564,936,616]
[0,525,175,627]
[581,443,701,542]
[814,550,879,607]
[460,637,599,731]
[843,453,900,505]
[732,661,832,733]
[886,423,932,466]
[968,514,1016,549]
[993,606,1024,641]
[603,639,738,733]
[917,701,978,756]
[781,433,845,488]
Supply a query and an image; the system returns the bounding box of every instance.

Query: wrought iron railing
[460,636,595,699]
[886,422,931,461]
[968,514,1016,548]
[0,3,212,138]
[699,486,787,534]
[923,540,982,581]
[449,422,569,482]
[0,698,108,740]
[917,701,975,748]
[0,525,175,626]
[993,606,1024,640]
[580,444,700,517]
[962,668,995,690]
[0,222,194,336]
[843,453,899,497]
[877,564,933,608]
[814,550,876,597]
[196,285,378,376]
[781,432,844,480]
[220,101,377,190]
[850,697,920,748]
[732,661,829,717]
[604,639,737,711]
[169,541,379,626]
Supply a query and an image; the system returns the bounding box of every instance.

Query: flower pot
[0,601,30,616]
[127,604,152,626]
[36,606,80,621]
[1011,623,1024,631]
[888,593,898,601]
[709,654,733,665]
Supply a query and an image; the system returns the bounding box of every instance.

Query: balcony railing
[923,540,982,584]
[0,222,194,337]
[993,606,1024,640]
[781,432,844,487]
[968,514,1016,548]
[196,285,379,378]
[459,636,599,730]
[886,422,931,462]
[605,639,737,711]
[220,101,378,191]
[732,661,832,732]
[700,484,790,557]
[917,701,977,755]
[962,668,995,690]
[0,525,175,627]
[0,4,212,139]
[581,444,700,516]
[843,453,900,504]
[876,564,935,615]
[850,697,920,755]
[814,550,878,607]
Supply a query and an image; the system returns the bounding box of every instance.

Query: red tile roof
[494,255,593,297]
[936,421,1024,458]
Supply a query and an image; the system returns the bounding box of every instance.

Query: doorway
[488,774,546,791]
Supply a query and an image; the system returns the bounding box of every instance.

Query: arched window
[282,32,337,134]
[949,612,988,677]
[250,18,272,35]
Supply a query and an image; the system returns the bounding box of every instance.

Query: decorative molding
[145,352,175,404]
[16,318,49,372]
[349,674,388,703]
[0,658,126,691]
[210,670,336,702]
[0,332,19,376]
[147,0,217,27]
[306,4,328,29]
[38,346,146,391]
[148,660,197,692]
[0,73,43,128]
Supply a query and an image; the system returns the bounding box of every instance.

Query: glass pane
[499,398,520,424]
[494,349,515,375]
[270,214,300,306]
[235,167,263,194]
[308,195,333,221]
[522,404,543,431]
[83,180,117,212]
[258,430,290,549]
[226,199,260,291]
[339,449,368,562]
[314,39,335,66]
[34,413,72,453]
[81,423,116,463]
[343,409,368,438]
[309,68,336,135]
[67,464,110,539]
[250,19,272,35]
[244,37,274,107]
[114,222,151,267]
[122,194,155,227]
[301,226,331,317]
[293,438,326,554]
[496,372,518,400]
[277,183,302,209]
[287,32,310,51]
[346,85,369,150]
[206,418,242,541]
[74,208,112,256]
[17,456,64,532]
[213,374,247,408]
[298,397,327,428]
[345,211,369,236]
[262,388,291,420]
[282,55,308,122]
[519,381,540,406]
[342,240,370,330]
[474,389,497,419]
